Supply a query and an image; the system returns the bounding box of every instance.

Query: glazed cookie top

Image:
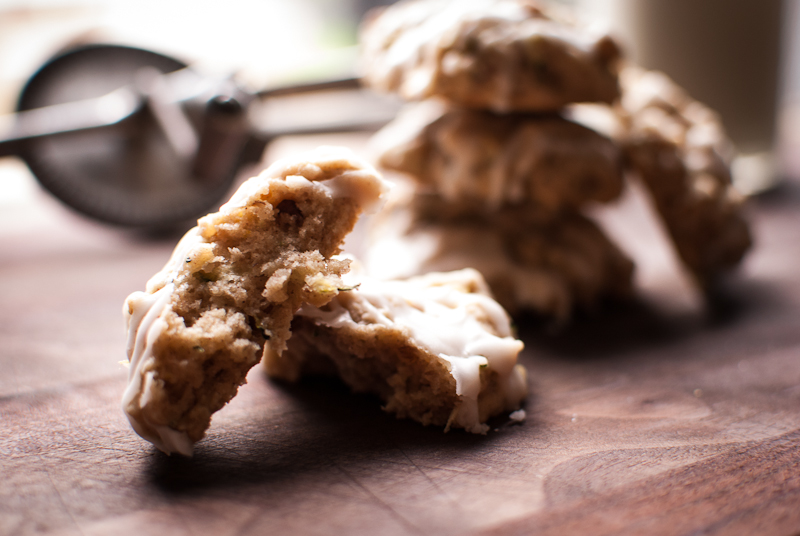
[360,0,622,112]
[297,268,527,433]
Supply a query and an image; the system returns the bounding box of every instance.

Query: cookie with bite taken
[122,147,389,455]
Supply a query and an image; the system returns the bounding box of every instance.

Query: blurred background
[0,0,798,231]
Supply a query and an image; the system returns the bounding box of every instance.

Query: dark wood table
[2,138,800,535]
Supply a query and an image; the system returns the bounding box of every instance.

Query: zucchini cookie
[364,191,634,320]
[265,268,527,433]
[618,67,752,284]
[122,147,389,455]
[360,0,621,112]
[373,100,624,211]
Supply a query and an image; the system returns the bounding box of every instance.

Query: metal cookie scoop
[0,44,396,231]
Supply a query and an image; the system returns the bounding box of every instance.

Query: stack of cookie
[359,0,635,321]
[359,0,751,321]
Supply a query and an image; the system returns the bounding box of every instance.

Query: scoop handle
[0,87,141,157]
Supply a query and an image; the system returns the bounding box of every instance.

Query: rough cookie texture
[373,100,624,211]
[265,268,527,433]
[122,147,388,455]
[618,66,752,284]
[364,190,633,320]
[360,0,621,112]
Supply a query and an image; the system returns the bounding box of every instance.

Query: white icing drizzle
[297,270,526,433]
[121,283,194,456]
[122,225,214,455]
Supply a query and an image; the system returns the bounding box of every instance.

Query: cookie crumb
[509,409,526,423]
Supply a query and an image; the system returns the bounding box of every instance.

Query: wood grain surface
[2,149,800,535]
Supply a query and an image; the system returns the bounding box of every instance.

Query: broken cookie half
[265,268,527,434]
[122,147,389,455]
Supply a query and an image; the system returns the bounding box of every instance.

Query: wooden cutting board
[2,151,800,536]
